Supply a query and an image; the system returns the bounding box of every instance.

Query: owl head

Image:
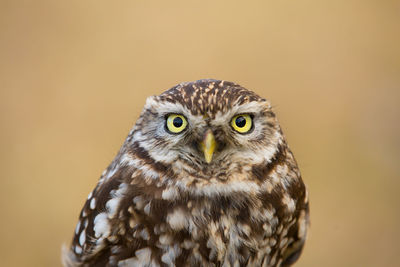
[126,79,284,194]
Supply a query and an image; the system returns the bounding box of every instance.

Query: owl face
[131,80,282,185]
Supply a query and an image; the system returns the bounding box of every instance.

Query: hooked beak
[200,129,216,164]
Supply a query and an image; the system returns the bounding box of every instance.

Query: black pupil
[173,117,183,128]
[235,116,246,128]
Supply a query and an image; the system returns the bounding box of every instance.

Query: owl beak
[200,129,216,164]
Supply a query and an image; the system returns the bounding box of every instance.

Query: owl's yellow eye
[166,114,188,133]
[231,114,253,133]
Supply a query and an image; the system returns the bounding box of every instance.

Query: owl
[63,79,309,267]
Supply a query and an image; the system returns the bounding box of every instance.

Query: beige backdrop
[1,1,399,266]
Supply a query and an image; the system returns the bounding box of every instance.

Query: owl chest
[124,197,288,266]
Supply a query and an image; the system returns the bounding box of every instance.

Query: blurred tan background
[1,0,399,266]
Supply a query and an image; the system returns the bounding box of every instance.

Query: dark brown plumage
[63,79,309,267]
